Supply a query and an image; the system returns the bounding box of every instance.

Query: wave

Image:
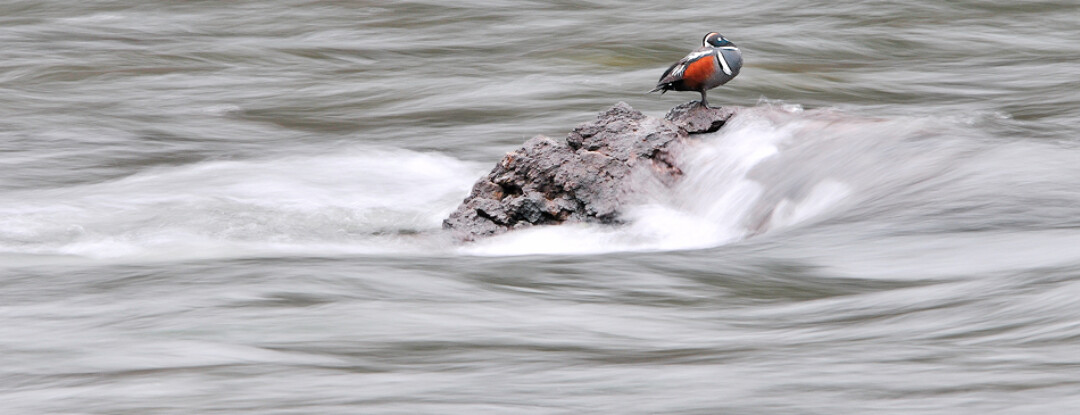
[3,103,1078,264]
[466,103,964,255]
[0,148,480,265]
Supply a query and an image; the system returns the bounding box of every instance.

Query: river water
[3,1,1080,413]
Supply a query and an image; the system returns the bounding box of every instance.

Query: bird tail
[647,85,668,94]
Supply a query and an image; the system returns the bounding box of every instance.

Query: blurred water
[3,1,1080,414]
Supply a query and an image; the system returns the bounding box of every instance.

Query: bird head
[703,32,734,48]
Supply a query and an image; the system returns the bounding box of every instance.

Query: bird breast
[700,48,741,89]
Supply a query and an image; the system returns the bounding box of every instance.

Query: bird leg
[699,90,710,108]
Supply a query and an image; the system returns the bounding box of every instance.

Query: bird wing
[656,48,714,86]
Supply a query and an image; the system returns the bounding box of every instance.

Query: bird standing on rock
[650,32,742,108]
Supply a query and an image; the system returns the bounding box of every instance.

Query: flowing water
[3,1,1080,413]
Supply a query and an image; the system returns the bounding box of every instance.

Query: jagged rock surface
[443,101,737,241]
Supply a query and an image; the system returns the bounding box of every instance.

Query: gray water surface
[3,1,1080,414]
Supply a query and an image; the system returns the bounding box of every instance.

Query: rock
[665,102,738,134]
[443,101,737,241]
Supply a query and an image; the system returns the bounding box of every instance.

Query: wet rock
[443,101,737,241]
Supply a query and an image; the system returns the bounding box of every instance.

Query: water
[3,1,1080,413]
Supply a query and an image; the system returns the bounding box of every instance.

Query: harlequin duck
[650,32,742,108]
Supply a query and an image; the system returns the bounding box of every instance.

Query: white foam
[0,148,479,263]
[769,180,852,229]
[1,105,878,262]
